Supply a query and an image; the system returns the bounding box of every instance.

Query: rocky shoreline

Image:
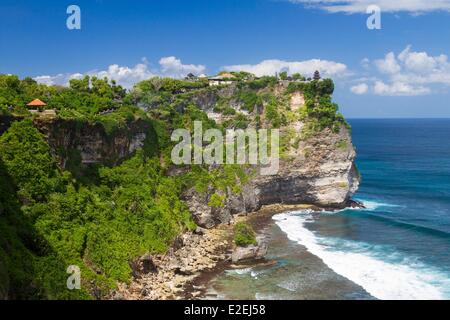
[113,203,357,300]
[113,226,233,300]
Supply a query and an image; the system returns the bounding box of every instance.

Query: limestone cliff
[0,116,155,169]
[0,80,360,231]
[181,83,360,228]
[34,118,154,168]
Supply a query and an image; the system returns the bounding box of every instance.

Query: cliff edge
[177,80,360,228]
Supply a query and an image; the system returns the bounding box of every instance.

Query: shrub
[246,76,277,90]
[265,98,282,128]
[234,222,257,247]
[237,90,260,113]
[208,193,225,208]
[222,107,237,115]
[336,139,348,150]
[0,120,64,202]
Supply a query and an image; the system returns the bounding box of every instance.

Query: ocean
[206,119,450,300]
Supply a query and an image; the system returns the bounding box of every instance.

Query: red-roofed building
[27,99,47,108]
[26,99,48,114]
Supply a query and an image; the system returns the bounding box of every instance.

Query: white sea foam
[226,267,266,279]
[226,268,252,276]
[355,198,401,211]
[274,211,450,300]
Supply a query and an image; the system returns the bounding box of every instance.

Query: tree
[292,73,304,81]
[279,71,288,80]
[69,75,90,92]
[0,120,62,202]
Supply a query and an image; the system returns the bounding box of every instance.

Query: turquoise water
[210,119,450,300]
[276,119,450,299]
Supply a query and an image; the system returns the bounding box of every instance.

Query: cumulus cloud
[375,52,401,74]
[34,57,206,89]
[360,58,371,70]
[34,73,83,86]
[93,62,155,89]
[158,56,206,78]
[289,0,450,14]
[350,83,369,94]
[351,45,450,96]
[373,81,430,96]
[222,58,348,78]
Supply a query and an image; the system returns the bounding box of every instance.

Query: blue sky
[1,0,450,118]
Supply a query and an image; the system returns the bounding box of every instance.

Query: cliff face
[181,84,360,228]
[0,116,155,169]
[34,118,154,168]
[184,126,359,228]
[0,82,359,230]
[254,126,359,207]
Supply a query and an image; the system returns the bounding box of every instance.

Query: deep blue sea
[275,119,450,299]
[209,119,450,300]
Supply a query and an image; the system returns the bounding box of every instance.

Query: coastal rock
[253,125,359,209]
[172,235,184,251]
[231,238,268,263]
[116,229,232,300]
[348,199,366,209]
[139,254,158,274]
[111,291,125,300]
[194,227,207,235]
[182,188,234,228]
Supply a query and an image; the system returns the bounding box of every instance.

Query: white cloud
[158,56,206,78]
[289,0,450,13]
[350,83,369,94]
[375,52,401,74]
[94,63,155,89]
[353,45,450,96]
[373,81,430,96]
[397,45,446,74]
[33,73,83,86]
[34,57,206,89]
[361,58,371,70]
[223,58,348,78]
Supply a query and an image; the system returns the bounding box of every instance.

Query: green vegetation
[181,164,249,195]
[0,74,147,134]
[234,222,257,247]
[292,73,305,81]
[236,90,261,113]
[287,78,349,134]
[0,119,195,299]
[0,120,65,202]
[245,76,277,90]
[208,193,226,208]
[265,95,283,128]
[0,70,349,299]
[336,139,348,150]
